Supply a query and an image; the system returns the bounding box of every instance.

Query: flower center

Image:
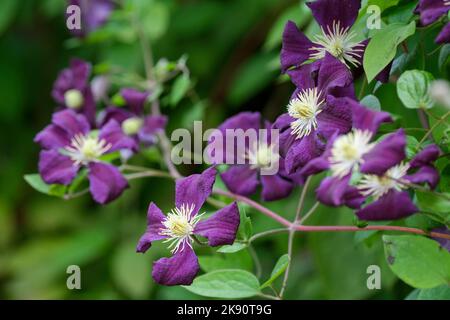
[329,129,374,178]
[64,89,84,109]
[160,203,202,253]
[309,20,364,68]
[64,134,112,166]
[358,163,410,200]
[288,88,324,139]
[247,142,279,170]
[122,117,143,135]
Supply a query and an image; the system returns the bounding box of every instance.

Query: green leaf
[24,174,66,198]
[439,44,450,71]
[416,191,450,224]
[170,73,190,106]
[360,95,381,111]
[198,250,253,272]
[0,0,18,35]
[183,269,260,298]
[217,242,247,253]
[238,206,252,240]
[405,135,420,159]
[416,285,450,300]
[260,254,290,289]
[137,1,169,41]
[363,22,416,82]
[383,235,450,288]
[397,70,435,109]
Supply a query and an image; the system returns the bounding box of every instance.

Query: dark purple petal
[348,98,392,133]
[405,165,440,189]
[287,61,320,89]
[375,61,392,83]
[361,129,406,175]
[52,59,91,101]
[194,202,240,246]
[52,109,90,138]
[138,115,167,145]
[121,88,149,115]
[99,120,138,152]
[432,227,450,252]
[280,21,314,72]
[99,107,133,126]
[343,187,365,209]
[69,0,115,36]
[317,53,354,95]
[317,96,352,139]
[34,124,71,149]
[418,0,449,25]
[260,173,294,201]
[136,202,168,253]
[436,22,450,44]
[307,0,361,30]
[38,149,78,185]
[152,246,200,286]
[316,174,352,207]
[221,165,259,197]
[88,162,128,204]
[285,133,325,173]
[356,190,418,221]
[175,167,216,215]
[410,144,441,168]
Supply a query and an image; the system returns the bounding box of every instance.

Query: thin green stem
[249,228,289,243]
[418,111,450,147]
[299,201,320,225]
[249,244,262,279]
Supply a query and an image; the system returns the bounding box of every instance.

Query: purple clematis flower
[68,0,115,37]
[99,88,167,153]
[34,109,135,204]
[299,98,399,209]
[281,0,391,82]
[136,167,240,286]
[355,144,441,220]
[416,0,450,44]
[208,112,298,201]
[273,53,355,174]
[52,59,96,125]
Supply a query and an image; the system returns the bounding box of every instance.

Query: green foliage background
[0,0,448,299]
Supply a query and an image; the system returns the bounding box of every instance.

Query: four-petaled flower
[136,167,240,286]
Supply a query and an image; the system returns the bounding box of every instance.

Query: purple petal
[194,202,240,246]
[349,98,392,133]
[361,129,406,175]
[34,124,71,149]
[221,165,259,197]
[88,162,128,204]
[99,107,133,126]
[316,174,352,207]
[99,119,138,152]
[307,0,361,30]
[343,187,365,209]
[285,133,325,173]
[287,61,320,89]
[138,115,167,145]
[356,190,418,220]
[317,53,354,94]
[436,22,450,44]
[260,173,294,201]
[175,167,216,214]
[405,165,440,189]
[52,59,91,101]
[38,149,78,185]
[136,202,168,253]
[69,0,115,35]
[121,88,149,115]
[410,144,441,168]
[280,21,314,72]
[152,246,200,286]
[52,109,90,138]
[418,0,449,25]
[375,61,392,83]
[317,96,352,139]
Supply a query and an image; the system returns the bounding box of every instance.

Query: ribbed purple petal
[436,22,450,44]
[138,115,167,145]
[121,88,149,115]
[88,162,128,204]
[307,0,361,30]
[317,96,352,139]
[285,133,325,173]
[316,174,352,207]
[99,107,134,126]
[175,167,216,215]
[349,98,392,133]
[52,109,90,138]
[410,144,441,168]
[152,246,200,286]
[136,202,168,253]
[287,61,320,89]
[221,165,259,197]
[356,190,418,221]
[260,173,295,201]
[34,124,71,149]
[194,202,240,246]
[99,119,138,152]
[361,129,406,175]
[38,149,78,185]
[405,165,440,189]
[280,21,314,72]
[418,0,449,25]
[317,53,354,94]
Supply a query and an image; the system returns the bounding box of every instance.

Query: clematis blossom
[136,167,240,286]
[34,109,135,204]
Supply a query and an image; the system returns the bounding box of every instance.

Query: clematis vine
[34,109,135,204]
[99,88,167,155]
[136,167,240,285]
[208,111,301,201]
[416,0,450,44]
[281,0,391,83]
[52,59,96,125]
[274,53,355,174]
[68,0,115,37]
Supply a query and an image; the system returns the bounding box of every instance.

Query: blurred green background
[0,0,447,300]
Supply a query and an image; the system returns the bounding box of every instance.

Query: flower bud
[122,117,143,135]
[64,89,84,109]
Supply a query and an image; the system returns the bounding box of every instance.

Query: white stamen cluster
[247,142,279,170]
[329,129,374,178]
[288,88,324,139]
[160,203,202,254]
[64,134,112,166]
[309,20,364,68]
